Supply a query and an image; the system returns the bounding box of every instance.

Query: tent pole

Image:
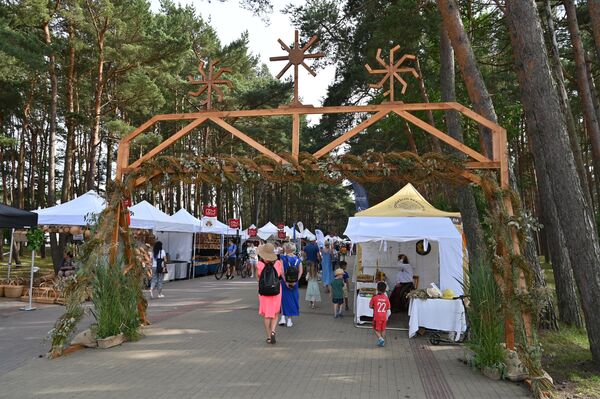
[7,228,14,280]
[20,249,36,311]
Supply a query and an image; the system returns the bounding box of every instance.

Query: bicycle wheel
[215,262,226,280]
[241,264,249,278]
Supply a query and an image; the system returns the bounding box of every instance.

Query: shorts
[373,319,387,332]
[227,257,236,267]
[342,285,348,298]
[332,297,344,304]
[249,258,258,266]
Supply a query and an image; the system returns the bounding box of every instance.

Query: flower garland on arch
[125,151,471,190]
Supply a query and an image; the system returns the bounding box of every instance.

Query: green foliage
[26,228,44,251]
[91,257,141,340]
[465,263,506,369]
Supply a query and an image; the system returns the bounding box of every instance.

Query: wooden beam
[447,102,504,132]
[394,110,492,163]
[292,113,300,160]
[459,170,482,185]
[115,141,130,182]
[465,161,500,169]
[498,128,509,189]
[313,111,389,159]
[128,117,207,171]
[208,117,287,164]
[120,116,159,144]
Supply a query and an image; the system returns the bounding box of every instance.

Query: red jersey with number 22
[369,294,390,321]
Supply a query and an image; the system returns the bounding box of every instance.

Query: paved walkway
[0,262,530,399]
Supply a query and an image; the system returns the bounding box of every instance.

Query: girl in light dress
[305,261,321,308]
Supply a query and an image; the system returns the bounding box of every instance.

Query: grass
[539,257,600,398]
[540,325,600,398]
[0,249,56,280]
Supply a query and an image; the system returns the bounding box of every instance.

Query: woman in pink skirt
[256,243,283,344]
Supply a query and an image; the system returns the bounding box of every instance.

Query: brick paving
[0,261,530,399]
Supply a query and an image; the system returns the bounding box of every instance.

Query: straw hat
[426,287,442,298]
[257,243,278,262]
[335,268,345,276]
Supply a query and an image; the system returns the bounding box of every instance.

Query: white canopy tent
[35,191,105,226]
[302,229,316,241]
[257,221,278,240]
[129,201,194,233]
[344,217,464,295]
[172,209,202,233]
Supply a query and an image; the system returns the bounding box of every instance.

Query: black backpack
[282,255,300,283]
[259,262,280,296]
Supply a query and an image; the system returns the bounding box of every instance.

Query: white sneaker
[149,290,154,299]
[279,315,286,326]
[286,318,293,327]
[158,294,165,298]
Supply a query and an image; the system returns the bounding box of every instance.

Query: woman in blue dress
[279,243,303,327]
[321,241,334,294]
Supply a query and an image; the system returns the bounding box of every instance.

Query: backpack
[282,255,300,283]
[259,262,280,296]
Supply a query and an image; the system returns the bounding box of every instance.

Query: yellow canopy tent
[352,183,467,287]
[356,183,461,219]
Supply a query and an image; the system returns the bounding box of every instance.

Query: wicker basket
[5,285,25,298]
[0,285,4,297]
[20,284,59,304]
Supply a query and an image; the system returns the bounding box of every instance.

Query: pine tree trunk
[86,16,108,191]
[588,0,600,62]
[563,0,600,185]
[505,0,600,364]
[439,27,490,269]
[437,0,495,158]
[43,20,57,206]
[62,24,76,202]
[542,0,590,200]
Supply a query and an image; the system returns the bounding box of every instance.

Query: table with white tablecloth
[408,298,466,340]
[163,263,176,281]
[354,285,392,324]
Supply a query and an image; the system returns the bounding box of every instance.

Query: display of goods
[359,287,377,295]
[406,289,429,299]
[357,274,374,282]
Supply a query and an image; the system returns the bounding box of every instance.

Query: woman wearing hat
[256,243,283,344]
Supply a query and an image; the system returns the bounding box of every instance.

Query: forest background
[2,0,600,395]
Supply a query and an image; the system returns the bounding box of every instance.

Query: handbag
[156,257,167,274]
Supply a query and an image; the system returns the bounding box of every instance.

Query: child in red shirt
[369,281,390,347]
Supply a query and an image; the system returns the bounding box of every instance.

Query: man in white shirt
[246,241,258,278]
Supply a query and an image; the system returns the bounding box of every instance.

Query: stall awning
[172,209,203,233]
[0,204,38,228]
[356,183,460,218]
[35,191,105,226]
[129,201,194,232]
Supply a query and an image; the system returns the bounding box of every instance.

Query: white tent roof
[258,221,278,240]
[344,216,463,294]
[35,191,106,226]
[302,229,316,241]
[129,201,194,232]
[284,226,302,239]
[172,209,202,233]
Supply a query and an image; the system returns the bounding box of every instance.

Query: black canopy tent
[0,204,38,229]
[1,204,38,311]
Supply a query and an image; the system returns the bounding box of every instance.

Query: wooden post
[292,113,300,160]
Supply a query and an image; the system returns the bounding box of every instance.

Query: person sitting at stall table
[389,254,414,313]
[58,252,77,278]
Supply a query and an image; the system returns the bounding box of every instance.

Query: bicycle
[215,259,226,280]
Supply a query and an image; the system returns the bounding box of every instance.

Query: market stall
[0,204,39,310]
[343,183,465,333]
[130,201,195,281]
[257,222,278,240]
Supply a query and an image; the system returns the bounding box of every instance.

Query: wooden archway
[108,36,527,350]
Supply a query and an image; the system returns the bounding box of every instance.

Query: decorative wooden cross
[270,30,324,106]
[365,45,419,102]
[188,60,233,109]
